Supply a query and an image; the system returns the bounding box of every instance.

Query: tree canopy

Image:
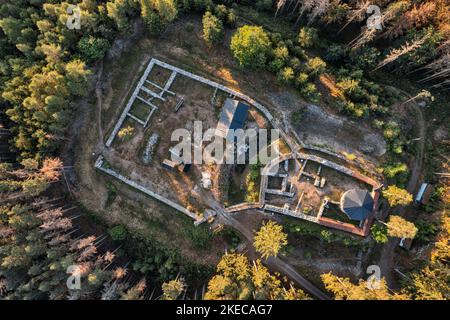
[253,220,288,259]
[230,25,271,69]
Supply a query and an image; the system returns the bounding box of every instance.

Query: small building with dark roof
[162,159,178,171]
[415,183,434,205]
[340,189,374,221]
[215,98,249,141]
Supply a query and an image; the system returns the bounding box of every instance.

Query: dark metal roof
[340,189,374,221]
[215,99,249,140]
[229,102,249,130]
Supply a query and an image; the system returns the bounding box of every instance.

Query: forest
[0,0,448,300]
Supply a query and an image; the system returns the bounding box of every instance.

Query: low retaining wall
[260,152,381,237]
[225,202,262,213]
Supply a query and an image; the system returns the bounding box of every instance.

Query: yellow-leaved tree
[253,220,288,259]
[321,272,410,300]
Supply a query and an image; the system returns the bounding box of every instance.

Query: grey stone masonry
[265,188,295,197]
[142,133,159,164]
[264,204,319,223]
[106,60,156,147]
[152,59,275,122]
[225,202,262,213]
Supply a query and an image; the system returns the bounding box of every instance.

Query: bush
[287,222,364,248]
[371,223,388,243]
[219,226,241,249]
[295,72,309,86]
[305,57,327,77]
[383,162,408,179]
[299,82,320,102]
[325,44,346,62]
[415,220,439,243]
[78,36,110,63]
[268,58,285,73]
[143,10,166,36]
[273,46,289,61]
[383,121,401,141]
[214,4,228,20]
[202,11,224,46]
[226,9,237,27]
[186,225,213,250]
[288,57,302,71]
[277,66,295,84]
[298,27,318,48]
[231,25,271,68]
[108,225,128,241]
[118,126,135,140]
[291,107,306,125]
[255,0,273,12]
[185,22,194,32]
[348,47,380,71]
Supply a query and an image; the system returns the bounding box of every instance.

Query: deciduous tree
[253,220,288,259]
[382,185,413,207]
[230,25,271,69]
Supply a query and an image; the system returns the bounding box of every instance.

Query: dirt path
[378,91,427,287]
[207,199,330,300]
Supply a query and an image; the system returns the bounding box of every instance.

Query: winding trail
[378,90,427,286]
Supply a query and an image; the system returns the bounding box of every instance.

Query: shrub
[288,57,302,71]
[277,66,295,84]
[415,220,439,243]
[220,227,241,249]
[268,58,285,73]
[371,223,388,243]
[226,9,237,27]
[291,107,306,125]
[78,36,110,63]
[325,44,345,62]
[295,72,309,87]
[273,46,289,61]
[299,82,320,102]
[214,4,228,21]
[383,121,400,140]
[186,225,213,250]
[336,78,360,95]
[143,10,166,36]
[320,230,333,243]
[118,126,135,140]
[202,11,224,46]
[255,0,273,12]
[298,27,318,48]
[383,162,408,179]
[349,47,380,71]
[291,45,307,60]
[305,57,327,77]
[108,225,128,241]
[185,22,194,32]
